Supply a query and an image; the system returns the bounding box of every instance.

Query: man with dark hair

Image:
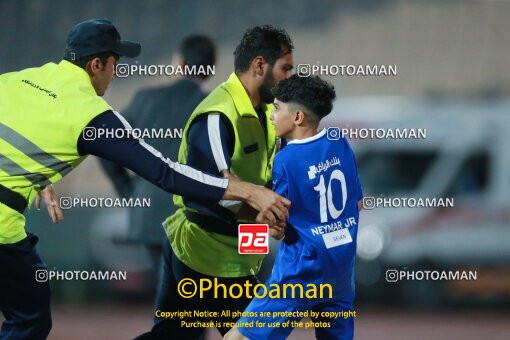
[0,19,289,340]
[99,34,217,272]
[225,75,363,340]
[138,25,294,339]
[234,25,294,104]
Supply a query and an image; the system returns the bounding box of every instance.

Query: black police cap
[64,19,141,60]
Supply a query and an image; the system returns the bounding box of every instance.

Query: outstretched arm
[77,110,289,222]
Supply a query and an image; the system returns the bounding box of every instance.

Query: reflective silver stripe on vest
[0,123,73,177]
[0,153,52,187]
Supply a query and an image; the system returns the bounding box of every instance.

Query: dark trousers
[0,233,51,340]
[136,241,259,340]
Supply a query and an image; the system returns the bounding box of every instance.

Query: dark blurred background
[1,0,510,339]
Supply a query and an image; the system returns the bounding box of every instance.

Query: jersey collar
[287,128,327,145]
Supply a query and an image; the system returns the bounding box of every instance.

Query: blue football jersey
[269,128,363,306]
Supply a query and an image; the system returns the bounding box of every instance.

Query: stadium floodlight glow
[357,224,385,261]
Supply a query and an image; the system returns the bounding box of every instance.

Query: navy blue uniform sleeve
[184,113,240,212]
[77,110,228,201]
[96,90,148,197]
[186,113,234,175]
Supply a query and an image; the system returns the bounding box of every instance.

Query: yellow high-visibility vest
[0,60,111,243]
[166,72,276,277]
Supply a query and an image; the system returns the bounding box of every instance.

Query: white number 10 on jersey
[313,169,347,223]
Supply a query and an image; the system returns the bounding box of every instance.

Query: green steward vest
[165,72,276,277]
[0,60,111,243]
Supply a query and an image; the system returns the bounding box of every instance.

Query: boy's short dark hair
[233,25,293,73]
[64,51,118,69]
[271,74,336,120]
[180,35,216,80]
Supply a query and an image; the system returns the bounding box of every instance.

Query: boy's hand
[222,169,290,225]
[269,221,286,240]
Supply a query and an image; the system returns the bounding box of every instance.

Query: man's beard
[259,69,276,104]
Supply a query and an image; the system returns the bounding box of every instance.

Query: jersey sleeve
[272,153,289,198]
[77,110,228,201]
[356,175,363,201]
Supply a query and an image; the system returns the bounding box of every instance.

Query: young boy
[225,75,363,340]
